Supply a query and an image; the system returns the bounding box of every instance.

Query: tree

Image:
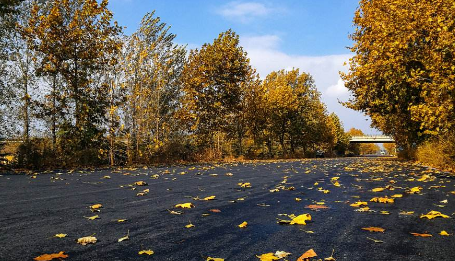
[23,0,122,164]
[329,113,350,156]
[181,29,255,155]
[383,143,396,156]
[123,11,186,163]
[342,0,455,149]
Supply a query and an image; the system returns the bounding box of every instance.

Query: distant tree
[346,128,380,155]
[329,113,350,156]
[384,143,397,156]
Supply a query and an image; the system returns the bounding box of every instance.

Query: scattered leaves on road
[34,251,68,261]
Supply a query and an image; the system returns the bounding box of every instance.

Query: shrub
[416,131,455,172]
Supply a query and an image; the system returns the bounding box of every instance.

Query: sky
[108,0,381,134]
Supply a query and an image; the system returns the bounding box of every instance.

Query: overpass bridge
[349,135,395,143]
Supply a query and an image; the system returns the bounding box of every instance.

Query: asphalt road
[1,158,455,261]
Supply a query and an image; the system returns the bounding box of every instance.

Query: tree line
[1,0,356,169]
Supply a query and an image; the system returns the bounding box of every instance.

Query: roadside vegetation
[0,0,354,169]
[342,0,455,171]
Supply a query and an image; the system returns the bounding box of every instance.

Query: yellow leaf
[138,249,154,256]
[350,201,368,207]
[370,197,394,204]
[295,198,302,201]
[440,230,451,236]
[290,214,311,225]
[117,219,127,223]
[134,181,148,186]
[175,203,195,209]
[54,234,67,238]
[391,194,403,198]
[90,204,103,211]
[372,188,385,192]
[77,236,97,245]
[362,227,385,233]
[34,251,69,261]
[186,222,195,228]
[102,175,111,179]
[256,253,280,261]
[207,257,225,261]
[420,210,450,219]
[238,182,251,188]
[85,215,99,220]
[118,230,129,242]
[203,196,216,201]
[408,187,422,194]
[238,221,248,228]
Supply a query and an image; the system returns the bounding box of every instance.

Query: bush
[416,131,455,171]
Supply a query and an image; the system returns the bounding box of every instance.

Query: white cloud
[326,78,349,97]
[240,34,381,134]
[217,2,273,23]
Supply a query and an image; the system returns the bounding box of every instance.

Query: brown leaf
[34,252,69,261]
[411,232,432,237]
[305,205,329,210]
[362,227,385,233]
[297,249,317,261]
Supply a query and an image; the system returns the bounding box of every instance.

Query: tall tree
[123,11,186,163]
[23,0,122,163]
[181,29,255,155]
[342,0,455,148]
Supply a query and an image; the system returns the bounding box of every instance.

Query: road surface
[1,158,454,260]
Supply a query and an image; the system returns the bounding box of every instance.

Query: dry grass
[416,133,455,174]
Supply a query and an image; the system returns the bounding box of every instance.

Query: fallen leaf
[420,210,450,219]
[295,198,302,202]
[209,209,221,213]
[54,234,67,238]
[117,219,127,222]
[185,222,195,228]
[305,205,329,210]
[297,249,317,261]
[34,251,69,261]
[256,253,280,261]
[399,211,414,215]
[238,221,248,228]
[372,188,385,192]
[367,237,384,243]
[391,194,403,198]
[411,232,432,237]
[168,210,183,215]
[408,187,422,194]
[118,230,129,242]
[440,230,451,236]
[290,214,311,225]
[350,201,368,207]
[238,182,251,188]
[134,181,147,186]
[175,203,195,209]
[77,236,97,245]
[362,227,385,233]
[90,204,103,212]
[207,257,225,261]
[275,251,291,258]
[370,197,394,204]
[85,215,99,220]
[138,249,154,255]
[102,175,111,179]
[203,196,216,201]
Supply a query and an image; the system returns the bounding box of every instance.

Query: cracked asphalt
[1,158,455,260]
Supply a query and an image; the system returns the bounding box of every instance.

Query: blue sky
[108,0,380,134]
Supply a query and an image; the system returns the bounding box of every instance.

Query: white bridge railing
[349,135,395,143]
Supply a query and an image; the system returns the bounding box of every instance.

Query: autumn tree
[123,11,186,163]
[342,0,455,150]
[383,143,396,156]
[329,113,350,156]
[181,29,255,155]
[23,0,122,164]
